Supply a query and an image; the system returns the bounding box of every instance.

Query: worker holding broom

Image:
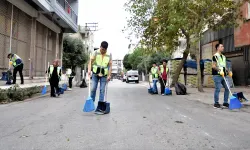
[88,41,112,114]
[158,59,169,96]
[212,44,233,109]
[151,62,159,94]
[47,59,62,97]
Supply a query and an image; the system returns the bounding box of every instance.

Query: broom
[214,56,242,110]
[83,76,95,112]
[41,62,49,95]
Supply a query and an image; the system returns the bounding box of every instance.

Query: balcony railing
[56,0,78,24]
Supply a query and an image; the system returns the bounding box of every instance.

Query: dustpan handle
[104,81,108,102]
[214,56,233,96]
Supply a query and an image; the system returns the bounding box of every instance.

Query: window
[247,2,250,20]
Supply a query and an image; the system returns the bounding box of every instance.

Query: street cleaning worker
[66,68,75,91]
[158,59,169,96]
[151,62,159,94]
[47,59,62,97]
[212,43,232,109]
[88,41,112,114]
[7,53,24,84]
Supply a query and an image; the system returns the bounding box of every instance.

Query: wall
[0,1,32,76]
[228,55,247,86]
[0,0,61,78]
[34,22,57,76]
[234,2,250,47]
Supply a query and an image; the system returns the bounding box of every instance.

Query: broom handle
[222,76,233,96]
[45,62,49,84]
[214,56,233,96]
[160,76,167,87]
[148,74,152,88]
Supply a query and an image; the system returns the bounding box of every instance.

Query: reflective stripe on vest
[214,53,226,74]
[49,65,60,78]
[160,65,168,73]
[11,54,22,67]
[92,50,110,76]
[151,67,159,78]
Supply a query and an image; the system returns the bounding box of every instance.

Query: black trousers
[13,63,24,84]
[69,77,73,88]
[159,78,167,94]
[50,79,59,96]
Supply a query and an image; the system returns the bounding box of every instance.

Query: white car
[126,70,139,83]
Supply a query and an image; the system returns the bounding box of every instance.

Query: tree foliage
[63,37,88,70]
[123,47,169,74]
[123,54,132,70]
[125,0,248,91]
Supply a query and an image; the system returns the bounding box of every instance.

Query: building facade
[0,0,78,79]
[200,2,250,86]
[112,59,123,77]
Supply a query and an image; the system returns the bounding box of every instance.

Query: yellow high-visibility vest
[159,65,168,73]
[92,50,110,76]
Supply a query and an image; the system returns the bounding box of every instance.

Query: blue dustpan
[41,85,47,95]
[59,88,64,94]
[62,84,67,90]
[164,88,171,95]
[148,88,153,94]
[229,96,242,110]
[83,97,95,112]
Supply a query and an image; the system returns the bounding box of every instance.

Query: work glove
[219,70,224,77]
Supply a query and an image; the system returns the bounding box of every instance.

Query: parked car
[126,70,139,83]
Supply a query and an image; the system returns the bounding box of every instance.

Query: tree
[128,47,144,69]
[63,37,88,70]
[123,54,132,70]
[125,0,248,92]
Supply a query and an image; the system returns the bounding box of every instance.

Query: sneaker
[95,109,105,115]
[162,94,165,96]
[68,88,72,91]
[222,103,229,108]
[214,103,221,108]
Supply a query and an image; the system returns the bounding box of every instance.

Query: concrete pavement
[1,80,250,149]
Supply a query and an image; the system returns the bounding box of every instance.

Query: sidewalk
[183,87,250,105]
[0,74,71,89]
[141,81,250,112]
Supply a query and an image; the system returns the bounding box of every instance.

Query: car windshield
[127,71,138,76]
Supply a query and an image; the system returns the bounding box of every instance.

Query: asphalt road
[1,80,250,150]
